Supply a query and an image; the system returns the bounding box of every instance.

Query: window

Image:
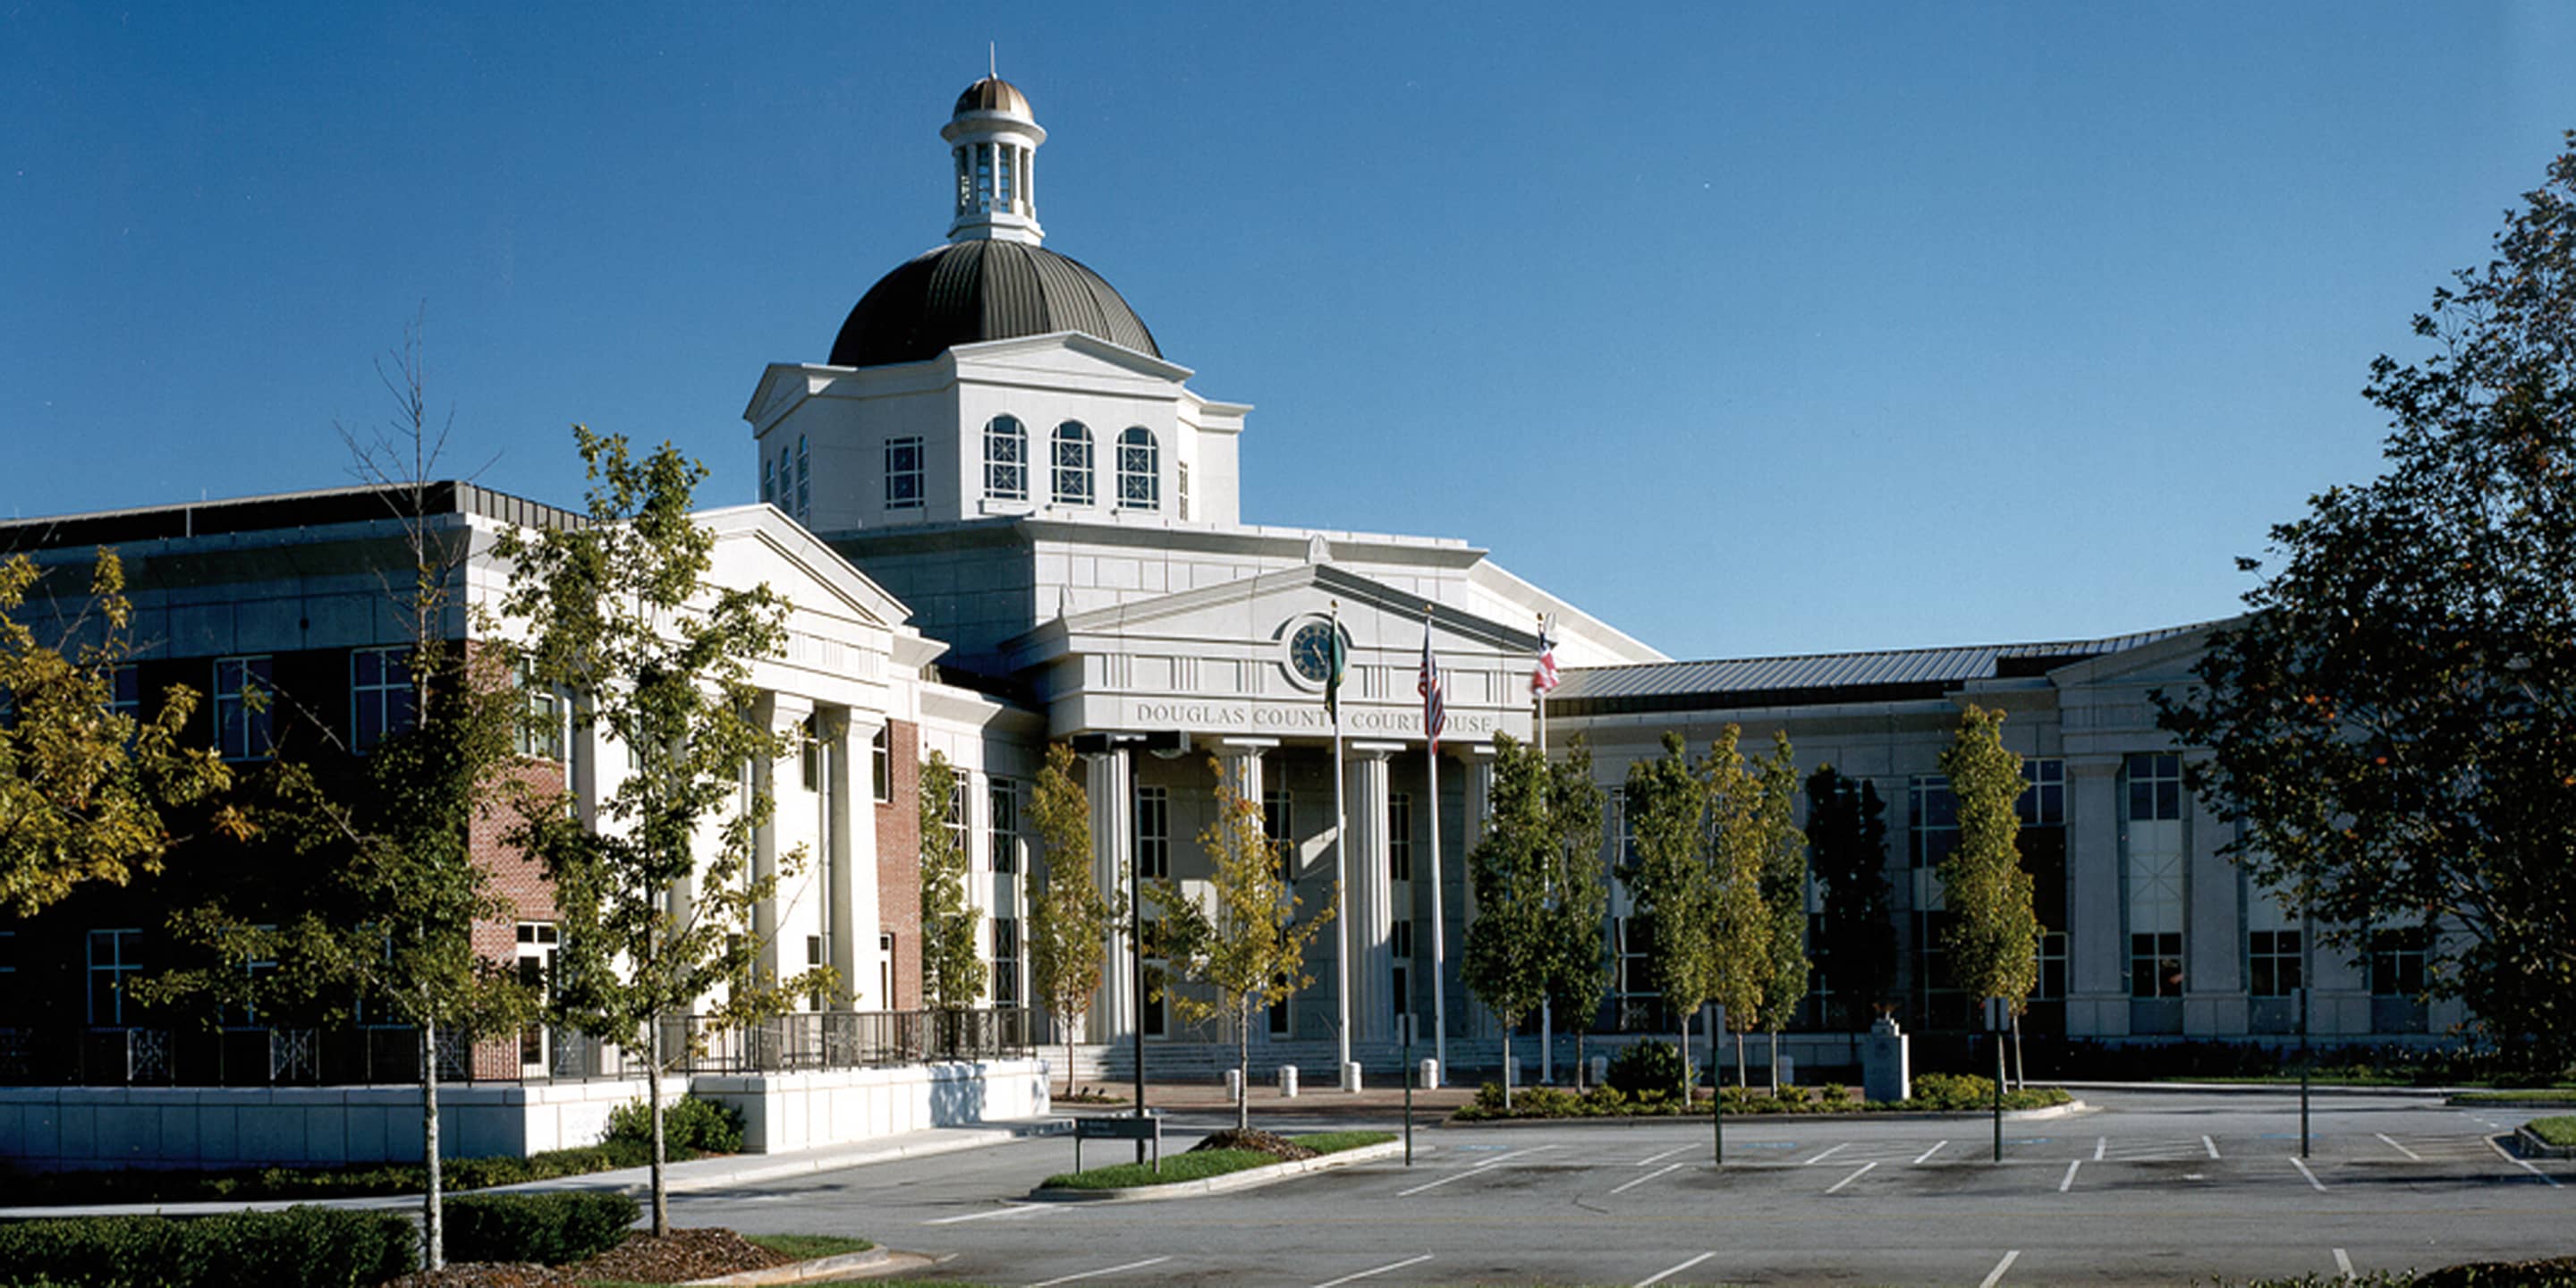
[946,776,970,864]
[885,436,924,510]
[352,646,417,752]
[989,779,1019,874]
[795,436,810,521]
[1116,427,1158,510]
[2035,930,2069,1001]
[516,665,564,761]
[230,927,278,1028]
[1613,786,1637,868]
[761,454,775,505]
[2371,926,2428,997]
[0,929,14,977]
[2131,931,2183,998]
[984,415,1028,500]
[807,936,826,1012]
[1909,775,1957,869]
[2018,758,2064,826]
[2250,929,2302,998]
[1052,421,1093,505]
[991,917,1020,1006]
[2126,752,2182,821]
[517,923,557,1068]
[88,928,143,1025]
[109,664,140,721]
[1615,915,1659,1027]
[1391,918,1413,1030]
[1388,792,1413,881]
[870,724,891,802]
[878,932,894,1009]
[1177,462,1191,521]
[1264,788,1293,880]
[1143,927,1170,1038]
[1134,785,1169,879]
[213,656,275,760]
[800,716,824,792]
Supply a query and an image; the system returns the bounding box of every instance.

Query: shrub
[0,1207,416,1288]
[442,1191,640,1266]
[604,1094,745,1155]
[1606,1040,1693,1098]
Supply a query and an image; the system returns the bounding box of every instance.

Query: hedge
[0,1207,417,1288]
[442,1191,640,1266]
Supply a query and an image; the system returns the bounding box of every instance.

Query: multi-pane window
[213,656,275,760]
[2131,931,2183,998]
[2126,752,2182,820]
[1134,785,1170,879]
[795,436,810,521]
[1391,918,1413,1031]
[761,454,775,505]
[984,415,1029,500]
[946,777,970,864]
[991,917,1021,1006]
[1909,775,1957,869]
[516,665,564,761]
[352,646,416,752]
[870,724,891,802]
[517,923,557,1068]
[1615,916,1661,1029]
[2250,929,2302,997]
[1613,785,1637,868]
[2035,930,2069,1000]
[2371,926,2428,997]
[87,928,144,1025]
[807,936,827,1012]
[1388,792,1413,881]
[800,716,824,792]
[110,665,140,721]
[1052,422,1094,505]
[1116,427,1158,510]
[885,436,925,510]
[2018,758,2065,826]
[1177,462,1191,521]
[989,780,1019,874]
[1264,788,1293,880]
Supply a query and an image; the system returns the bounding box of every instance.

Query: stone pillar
[754,693,815,990]
[2065,756,2127,1037]
[1349,744,1402,1045]
[1216,740,1275,1042]
[826,710,866,1007]
[1087,749,1134,1039]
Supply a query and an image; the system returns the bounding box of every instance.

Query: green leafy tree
[2158,132,2576,1075]
[500,428,818,1236]
[1148,757,1335,1131]
[1751,733,1809,1094]
[2,550,237,915]
[1936,705,2038,1085]
[1540,736,1611,1092]
[1027,741,1119,1096]
[1702,727,1784,1089]
[1623,732,1719,1098]
[918,750,984,1014]
[1462,733,1558,1106]
[1806,765,1894,1030]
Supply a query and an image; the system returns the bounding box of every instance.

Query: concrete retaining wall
[691,1059,1049,1154]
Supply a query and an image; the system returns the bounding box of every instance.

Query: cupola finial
[942,71,1046,245]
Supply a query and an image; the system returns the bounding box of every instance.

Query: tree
[501,428,818,1236]
[1148,757,1334,1132]
[1806,765,1894,1030]
[2159,132,2576,1075]
[1462,733,1561,1106]
[1539,736,1610,1093]
[918,750,984,1016]
[1936,705,2038,1088]
[1622,732,1719,1099]
[1701,727,1785,1090]
[2,551,237,915]
[1027,741,1118,1097]
[1750,733,1809,1095]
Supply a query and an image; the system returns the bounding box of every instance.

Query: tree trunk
[1677,1013,1691,1102]
[1735,1027,1747,1092]
[647,1014,669,1237]
[1063,1007,1078,1099]
[1768,1029,1780,1097]
[421,1017,443,1272]
[2010,1010,2026,1092]
[1574,1028,1588,1094]
[1236,1000,1252,1134]
[1502,1021,1515,1109]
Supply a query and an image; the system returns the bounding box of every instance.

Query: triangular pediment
[698,504,913,630]
[1012,563,1538,664]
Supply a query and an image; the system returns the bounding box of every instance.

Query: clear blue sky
[9,3,2575,661]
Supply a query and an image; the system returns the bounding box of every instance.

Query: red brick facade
[876,719,922,1011]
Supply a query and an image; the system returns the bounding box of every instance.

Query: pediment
[951,332,1196,386]
[698,504,913,630]
[1014,564,1538,663]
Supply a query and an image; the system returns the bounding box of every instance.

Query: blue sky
[9,3,2575,660]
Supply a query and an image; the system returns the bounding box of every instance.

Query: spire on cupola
[943,54,1046,245]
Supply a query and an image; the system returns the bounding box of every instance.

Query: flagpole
[1423,606,1448,1086]
[1332,602,1352,1090]
[1535,613,1550,1084]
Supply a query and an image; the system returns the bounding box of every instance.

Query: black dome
[828,241,1161,369]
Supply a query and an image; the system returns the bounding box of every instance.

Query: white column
[1087,749,1134,1039]
[825,711,861,1006]
[1216,739,1273,1045]
[754,693,815,992]
[1349,744,1402,1045]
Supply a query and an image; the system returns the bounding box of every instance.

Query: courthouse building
[0,75,2457,1129]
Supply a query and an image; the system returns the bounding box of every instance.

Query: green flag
[1324,624,1347,720]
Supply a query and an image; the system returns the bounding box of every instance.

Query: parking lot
[668,1089,2574,1286]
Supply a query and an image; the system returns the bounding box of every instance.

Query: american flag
[1532,617,1561,696]
[1419,625,1446,752]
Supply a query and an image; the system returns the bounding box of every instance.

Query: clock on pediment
[1284,619,1343,689]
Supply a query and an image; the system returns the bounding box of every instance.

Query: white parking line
[2202,1135,2221,1159]
[1824,1161,1878,1194]
[1913,1140,1949,1165]
[1024,1257,1173,1288]
[2093,1136,2106,1161]
[2334,1248,2356,1279]
[2376,1132,2422,1162]
[1635,1251,1716,1287]
[1979,1250,2021,1288]
[924,1203,1061,1226]
[1395,1145,1556,1196]
[1311,1254,1435,1288]
[1636,1144,1695,1167]
[2488,1138,2563,1187]
[2057,1160,2080,1192]
[2291,1157,2328,1191]
[1610,1163,1687,1196]
[1801,1142,1852,1165]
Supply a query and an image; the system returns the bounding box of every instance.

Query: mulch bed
[378,1228,794,1288]
[1189,1128,1316,1162]
[2415,1257,2576,1288]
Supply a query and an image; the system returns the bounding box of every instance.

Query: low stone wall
[691,1058,1049,1154]
[0,1078,653,1172]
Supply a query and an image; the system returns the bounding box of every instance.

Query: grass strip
[2527,1115,2576,1148]
[1041,1131,1394,1191]
[742,1233,878,1259]
[2453,1089,2576,1105]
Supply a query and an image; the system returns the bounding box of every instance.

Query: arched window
[1117,428,1159,511]
[985,415,1028,500]
[761,453,775,505]
[1052,421,1093,505]
[795,436,810,520]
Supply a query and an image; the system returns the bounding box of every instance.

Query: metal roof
[828,240,1161,369]
[1546,625,2207,718]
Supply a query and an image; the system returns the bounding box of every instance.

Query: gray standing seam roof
[829,240,1161,369]
[1546,626,2207,718]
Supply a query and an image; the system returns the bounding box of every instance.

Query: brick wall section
[468,756,565,1078]
[877,720,922,1011]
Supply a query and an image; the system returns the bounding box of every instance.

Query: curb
[1440,1098,2091,1128]
[1028,1140,1405,1203]
[684,1247,894,1285]
[2516,1124,2576,1160]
